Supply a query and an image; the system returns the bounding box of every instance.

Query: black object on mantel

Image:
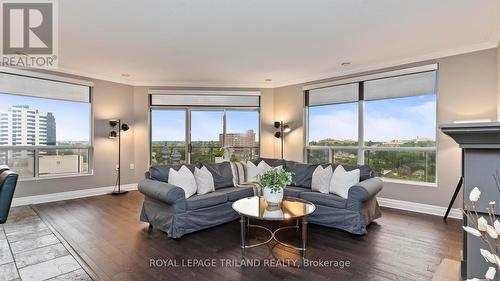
[440,121,500,280]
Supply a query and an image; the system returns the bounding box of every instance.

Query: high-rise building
[220,129,256,147]
[0,105,56,146]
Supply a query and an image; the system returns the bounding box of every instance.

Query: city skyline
[0,93,91,143]
[151,110,259,142]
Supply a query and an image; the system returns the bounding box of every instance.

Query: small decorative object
[258,168,293,205]
[263,205,284,219]
[212,148,225,163]
[461,186,500,281]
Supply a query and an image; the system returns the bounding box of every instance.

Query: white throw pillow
[168,166,197,198]
[257,160,271,172]
[246,161,260,182]
[194,166,215,195]
[272,165,283,171]
[245,161,280,182]
[311,165,332,194]
[329,165,360,199]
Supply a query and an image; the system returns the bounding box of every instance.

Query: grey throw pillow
[202,162,234,189]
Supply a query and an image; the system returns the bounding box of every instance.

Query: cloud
[152,115,186,141]
[309,98,436,142]
[365,100,436,141]
[309,109,358,141]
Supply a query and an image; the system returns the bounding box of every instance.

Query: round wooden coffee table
[232,196,316,258]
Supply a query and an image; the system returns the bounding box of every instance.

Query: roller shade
[0,72,91,103]
[308,83,358,106]
[150,90,260,107]
[364,71,437,101]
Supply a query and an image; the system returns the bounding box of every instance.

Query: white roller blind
[308,83,358,106]
[150,91,260,107]
[364,71,437,101]
[0,72,90,103]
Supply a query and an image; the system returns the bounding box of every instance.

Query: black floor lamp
[274,121,291,159]
[109,120,130,195]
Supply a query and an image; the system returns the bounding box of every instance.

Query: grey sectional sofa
[138,158,383,238]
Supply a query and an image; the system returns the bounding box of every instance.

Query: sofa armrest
[347,178,383,209]
[138,179,185,204]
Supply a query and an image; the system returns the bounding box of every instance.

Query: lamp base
[111,190,128,195]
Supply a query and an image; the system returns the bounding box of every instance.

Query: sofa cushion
[330,165,360,199]
[284,186,310,198]
[252,158,286,167]
[329,164,373,182]
[299,192,347,209]
[202,162,234,189]
[185,192,228,210]
[217,187,254,201]
[285,161,318,188]
[168,166,197,198]
[149,164,199,183]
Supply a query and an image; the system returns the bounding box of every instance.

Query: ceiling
[57,0,500,88]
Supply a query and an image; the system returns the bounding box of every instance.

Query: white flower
[480,249,497,263]
[469,187,481,202]
[486,225,498,239]
[485,266,496,280]
[494,220,500,234]
[463,226,482,237]
[490,201,496,205]
[478,216,489,231]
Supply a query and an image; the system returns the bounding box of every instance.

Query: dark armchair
[0,166,19,224]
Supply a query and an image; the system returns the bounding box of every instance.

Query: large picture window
[0,72,92,178]
[150,91,260,165]
[306,65,437,184]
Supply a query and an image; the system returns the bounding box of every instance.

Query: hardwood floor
[33,191,462,281]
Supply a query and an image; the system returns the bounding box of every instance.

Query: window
[0,72,92,178]
[151,110,186,165]
[225,110,259,162]
[306,65,437,184]
[150,91,260,165]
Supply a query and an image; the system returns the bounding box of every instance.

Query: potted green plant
[258,169,294,205]
[212,148,225,163]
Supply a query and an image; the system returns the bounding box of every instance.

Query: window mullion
[34,148,39,177]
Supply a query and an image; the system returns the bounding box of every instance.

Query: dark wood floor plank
[33,191,462,281]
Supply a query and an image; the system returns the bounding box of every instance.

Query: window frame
[149,105,261,166]
[305,66,438,185]
[0,74,94,180]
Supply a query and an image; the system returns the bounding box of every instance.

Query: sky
[309,95,436,142]
[152,110,259,142]
[0,93,91,142]
[1,92,434,144]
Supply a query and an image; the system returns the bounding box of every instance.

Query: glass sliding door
[190,110,224,163]
[225,110,259,161]
[150,107,260,165]
[151,110,187,165]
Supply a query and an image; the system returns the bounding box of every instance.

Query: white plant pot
[263,206,284,218]
[214,157,224,163]
[263,187,284,205]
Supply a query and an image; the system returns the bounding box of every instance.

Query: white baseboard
[377,197,462,219]
[11,185,462,220]
[11,183,138,207]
